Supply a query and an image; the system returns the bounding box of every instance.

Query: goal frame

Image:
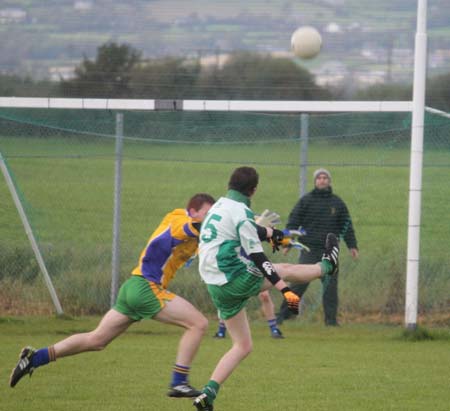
[0,96,423,327]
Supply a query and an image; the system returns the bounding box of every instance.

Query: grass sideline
[2,316,450,411]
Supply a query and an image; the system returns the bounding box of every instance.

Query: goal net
[0,98,448,324]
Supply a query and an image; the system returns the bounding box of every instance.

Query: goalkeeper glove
[280,238,311,253]
[270,228,285,252]
[255,209,281,227]
[271,231,312,254]
[281,287,300,315]
[282,227,307,237]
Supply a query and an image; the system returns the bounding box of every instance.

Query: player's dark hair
[228,166,259,196]
[187,193,215,211]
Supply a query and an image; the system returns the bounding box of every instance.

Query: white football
[290,26,322,59]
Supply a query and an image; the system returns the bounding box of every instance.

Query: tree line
[0,42,448,111]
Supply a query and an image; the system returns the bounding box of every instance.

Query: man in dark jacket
[277,168,358,326]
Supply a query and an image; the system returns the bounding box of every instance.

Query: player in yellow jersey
[9,193,215,399]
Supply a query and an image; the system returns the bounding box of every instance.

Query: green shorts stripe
[113,275,172,321]
[207,271,263,320]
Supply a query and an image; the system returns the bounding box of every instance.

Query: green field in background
[1,136,448,254]
[2,317,450,411]
[1,136,449,316]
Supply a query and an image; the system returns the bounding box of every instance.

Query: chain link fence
[0,107,449,323]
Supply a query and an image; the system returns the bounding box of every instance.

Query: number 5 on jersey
[201,214,222,243]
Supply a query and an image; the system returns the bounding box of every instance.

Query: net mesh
[1,107,449,323]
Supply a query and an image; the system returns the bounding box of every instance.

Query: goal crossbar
[0,97,413,112]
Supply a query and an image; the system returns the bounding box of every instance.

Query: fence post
[299,113,309,197]
[111,112,123,307]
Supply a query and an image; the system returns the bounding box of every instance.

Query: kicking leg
[274,233,340,283]
[273,262,323,283]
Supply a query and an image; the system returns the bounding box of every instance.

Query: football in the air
[290,26,322,59]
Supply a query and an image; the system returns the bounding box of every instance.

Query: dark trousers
[277,249,338,325]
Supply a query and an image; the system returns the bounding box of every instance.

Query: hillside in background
[0,0,449,88]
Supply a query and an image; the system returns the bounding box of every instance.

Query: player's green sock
[320,260,333,275]
[203,380,220,402]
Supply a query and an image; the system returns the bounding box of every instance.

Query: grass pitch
[2,316,450,411]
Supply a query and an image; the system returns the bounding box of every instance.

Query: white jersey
[199,191,264,285]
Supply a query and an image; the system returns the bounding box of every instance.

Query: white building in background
[0,8,27,23]
[313,61,348,87]
[313,61,388,87]
[354,71,386,86]
[49,66,76,82]
[198,53,230,69]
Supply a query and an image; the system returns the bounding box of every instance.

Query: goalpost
[0,96,428,327]
[404,0,427,331]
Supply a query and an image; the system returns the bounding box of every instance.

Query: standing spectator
[277,168,358,326]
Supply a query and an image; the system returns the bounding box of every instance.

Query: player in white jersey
[193,166,339,411]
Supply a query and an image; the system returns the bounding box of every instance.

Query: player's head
[228,166,259,197]
[187,193,215,221]
[313,168,331,190]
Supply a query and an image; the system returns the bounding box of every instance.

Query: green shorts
[207,272,264,320]
[113,275,176,321]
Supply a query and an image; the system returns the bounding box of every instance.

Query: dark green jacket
[286,186,358,252]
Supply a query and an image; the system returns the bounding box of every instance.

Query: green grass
[2,317,450,411]
[1,136,447,254]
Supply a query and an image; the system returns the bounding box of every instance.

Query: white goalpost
[405,0,427,330]
[0,96,420,325]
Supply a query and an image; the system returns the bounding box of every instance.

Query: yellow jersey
[132,208,200,288]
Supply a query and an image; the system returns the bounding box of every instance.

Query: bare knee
[196,315,209,335]
[186,314,209,336]
[234,339,253,358]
